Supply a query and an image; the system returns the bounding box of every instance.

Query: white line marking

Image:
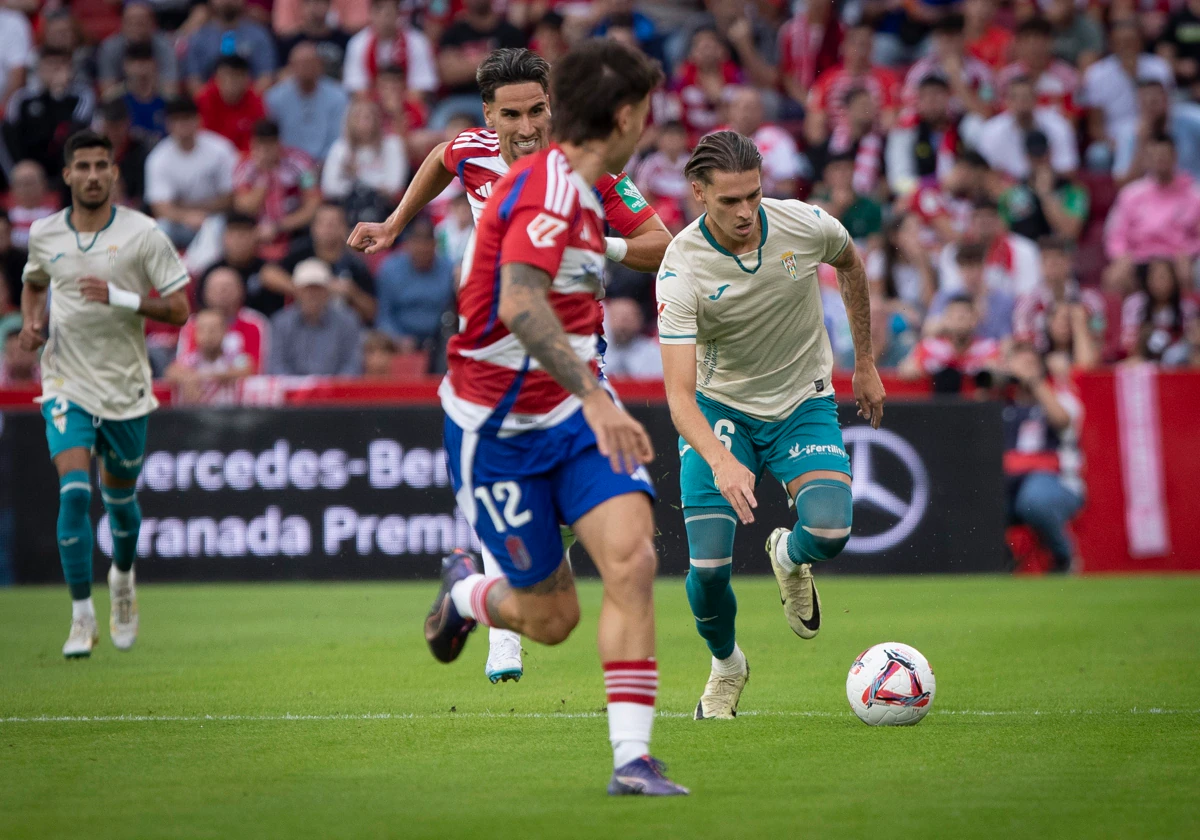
[1,708,1196,725]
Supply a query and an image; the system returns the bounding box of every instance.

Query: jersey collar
[699,205,768,275]
[65,206,117,253]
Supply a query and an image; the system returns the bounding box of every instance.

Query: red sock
[603,659,657,767]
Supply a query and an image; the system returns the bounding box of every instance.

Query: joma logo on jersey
[781,251,798,281]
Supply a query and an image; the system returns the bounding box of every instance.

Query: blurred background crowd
[0,0,1199,399]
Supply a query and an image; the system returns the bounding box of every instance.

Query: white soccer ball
[846,642,936,726]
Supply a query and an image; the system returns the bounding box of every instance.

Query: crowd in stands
[0,0,1199,413]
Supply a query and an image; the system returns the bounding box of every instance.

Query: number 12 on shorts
[474,481,533,532]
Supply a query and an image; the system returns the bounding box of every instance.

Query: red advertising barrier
[1074,369,1200,573]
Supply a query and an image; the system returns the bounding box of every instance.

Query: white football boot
[766,528,821,639]
[63,613,99,658]
[485,630,523,683]
[108,565,139,651]
[694,657,750,720]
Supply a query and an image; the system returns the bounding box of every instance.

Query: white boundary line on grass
[1,708,1197,724]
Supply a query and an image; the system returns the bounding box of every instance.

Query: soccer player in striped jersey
[656,131,886,719]
[349,48,670,686]
[423,40,687,796]
[19,131,191,658]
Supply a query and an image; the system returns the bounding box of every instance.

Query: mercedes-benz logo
[843,427,930,554]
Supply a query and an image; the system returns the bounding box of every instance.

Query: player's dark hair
[955,243,987,266]
[123,41,155,63]
[225,211,257,229]
[476,48,550,103]
[550,39,664,145]
[1017,16,1053,38]
[165,95,198,118]
[63,130,114,164]
[684,130,762,185]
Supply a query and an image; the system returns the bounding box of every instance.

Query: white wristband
[107,284,142,312]
[604,236,629,263]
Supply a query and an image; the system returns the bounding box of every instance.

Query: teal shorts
[42,396,149,481]
[679,393,851,508]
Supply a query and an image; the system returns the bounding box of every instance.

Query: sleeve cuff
[158,274,191,295]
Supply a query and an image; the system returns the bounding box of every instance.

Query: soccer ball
[846,642,936,726]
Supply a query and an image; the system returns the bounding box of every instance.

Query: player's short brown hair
[683,130,762,185]
[476,48,550,103]
[550,39,663,145]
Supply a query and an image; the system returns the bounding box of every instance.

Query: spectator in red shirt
[166,308,253,405]
[995,16,1080,118]
[672,27,743,144]
[232,119,321,262]
[965,0,1013,70]
[806,22,900,148]
[196,55,266,153]
[4,161,58,250]
[779,0,843,108]
[1014,236,1107,358]
[177,265,269,374]
[899,292,1004,391]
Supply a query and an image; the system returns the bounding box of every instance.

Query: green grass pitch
[1,575,1198,839]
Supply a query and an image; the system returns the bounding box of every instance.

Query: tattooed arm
[830,244,886,428]
[497,262,654,473]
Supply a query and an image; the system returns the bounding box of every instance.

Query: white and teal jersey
[23,206,189,420]
[656,197,851,422]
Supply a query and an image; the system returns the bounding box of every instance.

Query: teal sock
[58,471,94,600]
[787,478,853,564]
[684,506,738,660]
[101,485,141,573]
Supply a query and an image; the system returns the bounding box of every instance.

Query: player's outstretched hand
[582,390,655,475]
[78,275,110,304]
[713,452,758,525]
[853,360,886,429]
[347,221,398,255]
[17,320,45,352]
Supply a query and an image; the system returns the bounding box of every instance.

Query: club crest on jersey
[780,251,798,281]
[107,245,119,271]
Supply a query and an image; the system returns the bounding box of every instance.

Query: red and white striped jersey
[442,127,655,235]
[441,145,609,434]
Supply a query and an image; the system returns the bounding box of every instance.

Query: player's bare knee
[603,538,658,595]
[526,610,578,646]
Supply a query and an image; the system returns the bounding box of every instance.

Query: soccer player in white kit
[19,130,190,657]
[656,131,886,719]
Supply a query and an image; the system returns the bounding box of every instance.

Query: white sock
[111,568,132,587]
[450,574,485,619]
[72,597,95,621]
[713,643,747,677]
[775,531,799,575]
[609,703,654,768]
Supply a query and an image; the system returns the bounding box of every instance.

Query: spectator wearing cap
[964,0,1013,71]
[724,87,802,200]
[995,17,1079,118]
[267,258,364,376]
[997,130,1089,245]
[375,215,454,353]
[1080,19,1172,149]
[1113,80,1200,183]
[276,0,352,81]
[812,151,883,250]
[233,120,321,262]
[97,97,153,208]
[4,162,58,251]
[263,202,377,324]
[602,297,663,380]
[1014,237,1107,357]
[433,0,526,129]
[185,0,278,93]
[939,199,1043,298]
[343,0,438,100]
[145,96,238,250]
[1106,134,1200,293]
[1044,0,1105,70]
[97,1,179,97]
[929,242,1016,343]
[2,48,94,187]
[120,43,168,141]
[166,308,253,405]
[266,41,348,164]
[903,14,995,119]
[977,77,1079,181]
[178,265,270,373]
[196,55,267,154]
[805,23,900,150]
[887,76,962,198]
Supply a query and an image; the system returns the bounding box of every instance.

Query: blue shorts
[445,410,655,589]
[42,396,149,481]
[680,394,850,508]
